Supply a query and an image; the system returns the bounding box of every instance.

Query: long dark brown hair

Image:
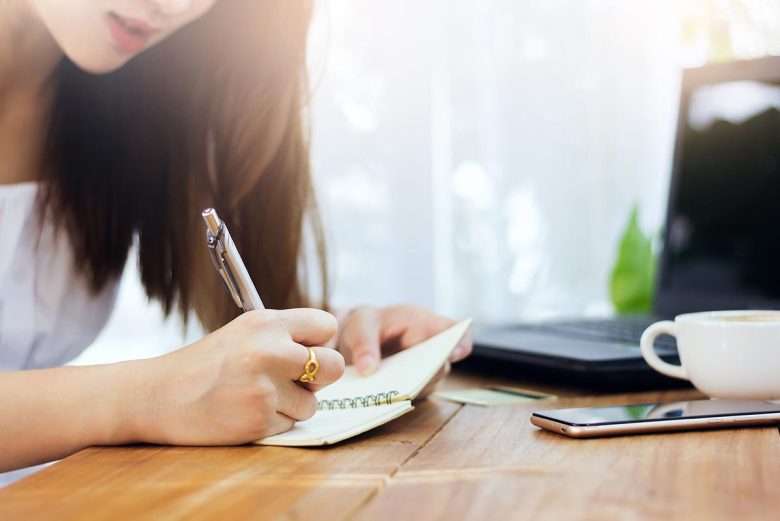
[39,0,327,331]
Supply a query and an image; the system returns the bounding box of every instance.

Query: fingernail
[451,347,465,361]
[356,355,377,375]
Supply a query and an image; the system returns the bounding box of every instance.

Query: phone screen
[534,399,780,426]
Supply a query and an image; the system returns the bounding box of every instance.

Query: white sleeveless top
[0,183,119,370]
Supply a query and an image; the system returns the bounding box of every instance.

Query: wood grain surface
[1,371,778,521]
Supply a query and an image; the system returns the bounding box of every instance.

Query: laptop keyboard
[510,316,678,355]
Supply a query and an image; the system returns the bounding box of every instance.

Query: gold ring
[298,347,319,383]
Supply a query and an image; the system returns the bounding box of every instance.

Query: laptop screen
[657,67,780,316]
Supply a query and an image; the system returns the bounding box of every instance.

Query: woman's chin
[61,46,132,75]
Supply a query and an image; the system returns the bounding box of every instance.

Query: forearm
[0,359,150,472]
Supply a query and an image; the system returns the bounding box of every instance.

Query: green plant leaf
[609,205,655,315]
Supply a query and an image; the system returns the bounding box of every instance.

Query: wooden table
[1,370,778,520]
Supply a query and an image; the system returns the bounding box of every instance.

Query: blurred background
[72,0,780,365]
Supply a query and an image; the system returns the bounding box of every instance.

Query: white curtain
[309,0,683,321]
[76,0,780,365]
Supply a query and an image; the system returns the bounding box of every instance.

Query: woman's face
[28,0,218,73]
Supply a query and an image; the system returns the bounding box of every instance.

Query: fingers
[396,311,456,348]
[416,362,451,399]
[277,308,338,346]
[256,343,345,387]
[268,345,346,422]
[239,308,338,347]
[276,381,318,421]
[292,345,345,387]
[262,413,296,438]
[385,306,472,363]
[336,305,473,376]
[338,307,382,375]
[450,328,473,362]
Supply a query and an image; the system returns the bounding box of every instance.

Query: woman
[0,0,472,475]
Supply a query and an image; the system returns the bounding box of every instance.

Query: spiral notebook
[257,318,472,447]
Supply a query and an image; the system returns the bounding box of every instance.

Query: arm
[0,361,146,472]
[0,308,345,473]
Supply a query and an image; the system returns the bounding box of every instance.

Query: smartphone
[531,399,780,438]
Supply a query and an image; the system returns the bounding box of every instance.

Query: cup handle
[640,321,688,381]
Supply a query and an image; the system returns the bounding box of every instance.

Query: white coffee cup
[640,310,780,400]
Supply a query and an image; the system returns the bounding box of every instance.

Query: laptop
[470,56,780,389]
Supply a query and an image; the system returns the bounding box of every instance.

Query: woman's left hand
[334,305,473,393]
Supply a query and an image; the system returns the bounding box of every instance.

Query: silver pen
[202,208,264,311]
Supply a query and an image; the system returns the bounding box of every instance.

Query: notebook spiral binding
[317,390,401,410]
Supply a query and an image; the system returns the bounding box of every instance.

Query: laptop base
[458,353,692,392]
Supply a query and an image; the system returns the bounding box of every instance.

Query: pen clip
[206,223,245,310]
[203,207,263,312]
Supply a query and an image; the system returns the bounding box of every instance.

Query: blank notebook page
[257,319,472,446]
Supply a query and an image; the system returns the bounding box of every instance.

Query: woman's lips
[106,12,159,54]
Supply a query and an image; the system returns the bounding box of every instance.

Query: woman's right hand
[133,308,345,446]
